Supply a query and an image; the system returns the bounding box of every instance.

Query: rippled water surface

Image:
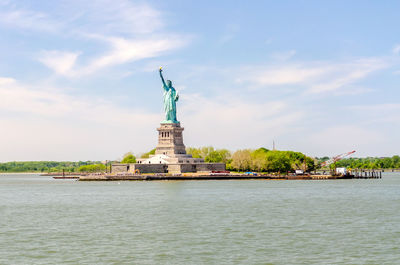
[1,173,400,264]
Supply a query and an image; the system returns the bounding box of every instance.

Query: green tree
[305,156,316,171]
[205,149,231,163]
[231,149,252,171]
[251,148,269,171]
[121,152,137,163]
[382,157,393,168]
[140,149,156,159]
[393,155,400,168]
[186,147,202,158]
[205,151,223,163]
[200,146,215,158]
[78,164,106,172]
[266,151,292,172]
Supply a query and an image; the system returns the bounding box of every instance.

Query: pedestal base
[123,122,226,174]
[155,123,186,156]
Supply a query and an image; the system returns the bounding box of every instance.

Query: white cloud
[0,117,156,162]
[330,86,373,96]
[0,0,161,35]
[237,65,326,86]
[0,8,60,32]
[307,59,387,93]
[38,50,80,76]
[69,0,162,35]
[0,77,158,124]
[180,93,304,149]
[236,58,387,94]
[0,77,161,161]
[0,77,15,85]
[80,36,188,76]
[303,125,384,157]
[3,0,191,77]
[38,36,189,77]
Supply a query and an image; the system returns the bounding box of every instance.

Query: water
[1,173,400,265]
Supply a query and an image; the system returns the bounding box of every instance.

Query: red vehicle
[210,170,230,176]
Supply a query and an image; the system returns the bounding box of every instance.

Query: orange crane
[321,150,356,167]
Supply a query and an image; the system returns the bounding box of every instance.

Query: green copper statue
[159,67,179,123]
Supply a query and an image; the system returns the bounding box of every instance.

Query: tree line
[332,156,400,169]
[187,147,316,172]
[187,147,400,172]
[0,161,101,173]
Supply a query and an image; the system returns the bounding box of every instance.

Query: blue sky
[0,0,399,161]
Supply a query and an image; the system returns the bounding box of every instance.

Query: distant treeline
[0,161,102,173]
[187,147,400,172]
[187,147,316,172]
[332,156,400,169]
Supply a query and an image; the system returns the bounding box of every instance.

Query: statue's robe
[163,86,178,123]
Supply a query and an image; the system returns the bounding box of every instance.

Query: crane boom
[321,150,356,167]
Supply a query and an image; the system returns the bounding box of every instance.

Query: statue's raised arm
[159,67,167,89]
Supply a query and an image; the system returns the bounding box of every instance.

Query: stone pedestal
[155,123,186,156]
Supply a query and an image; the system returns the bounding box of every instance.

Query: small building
[336,167,347,175]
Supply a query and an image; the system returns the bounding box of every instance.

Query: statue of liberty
[159,67,179,123]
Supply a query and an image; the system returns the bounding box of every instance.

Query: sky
[0,0,399,161]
